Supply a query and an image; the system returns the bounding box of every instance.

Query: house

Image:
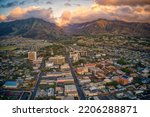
[76,67,88,75]
[113,75,133,85]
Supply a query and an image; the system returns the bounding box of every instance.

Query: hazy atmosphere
[0,0,150,26]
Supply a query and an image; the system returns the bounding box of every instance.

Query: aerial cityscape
[0,0,150,100]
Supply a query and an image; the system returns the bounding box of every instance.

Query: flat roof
[4,81,18,86]
[65,85,76,91]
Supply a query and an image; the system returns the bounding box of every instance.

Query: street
[65,48,86,100]
[29,60,45,100]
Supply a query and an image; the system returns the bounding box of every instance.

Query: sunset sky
[0,0,150,26]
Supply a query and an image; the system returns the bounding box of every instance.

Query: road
[20,92,31,100]
[65,48,86,100]
[29,60,45,100]
[0,60,45,100]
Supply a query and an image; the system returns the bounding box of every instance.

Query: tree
[117,58,127,65]
[105,81,119,87]
[121,68,130,74]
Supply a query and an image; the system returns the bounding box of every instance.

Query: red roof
[84,63,96,67]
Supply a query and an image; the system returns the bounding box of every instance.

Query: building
[113,75,133,85]
[60,63,70,71]
[3,81,19,89]
[89,67,101,75]
[65,85,78,96]
[79,76,91,84]
[28,51,37,61]
[113,76,128,85]
[63,96,75,100]
[70,50,87,62]
[49,55,65,65]
[56,87,64,96]
[45,62,54,68]
[69,52,80,62]
[84,63,96,68]
[76,67,88,75]
[45,71,72,78]
[57,76,74,84]
[84,89,99,97]
[65,84,77,92]
[142,68,149,77]
[47,88,54,96]
[75,50,87,57]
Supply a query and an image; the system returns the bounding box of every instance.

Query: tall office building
[28,51,37,61]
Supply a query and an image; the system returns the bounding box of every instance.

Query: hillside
[65,19,150,37]
[0,18,150,39]
[0,18,64,39]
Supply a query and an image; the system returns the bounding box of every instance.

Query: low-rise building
[76,67,88,75]
[3,81,19,89]
[65,85,78,96]
[45,62,54,68]
[47,88,54,96]
[113,75,133,85]
[49,55,65,65]
[70,52,80,62]
[28,51,37,61]
[79,76,91,84]
[61,63,70,71]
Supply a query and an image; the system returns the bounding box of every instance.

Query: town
[0,35,150,100]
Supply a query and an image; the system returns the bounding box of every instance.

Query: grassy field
[0,46,17,51]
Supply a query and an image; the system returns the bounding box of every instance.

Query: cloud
[74,4,81,7]
[33,0,39,2]
[95,0,150,6]
[0,14,6,21]
[1,1,150,26]
[7,6,39,20]
[19,1,26,5]
[3,6,54,22]
[0,1,18,8]
[57,3,150,26]
[46,1,52,4]
[57,11,71,26]
[64,3,71,7]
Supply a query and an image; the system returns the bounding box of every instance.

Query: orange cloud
[57,3,150,26]
[1,3,150,25]
[57,11,71,26]
[7,6,40,20]
[0,15,6,21]
[2,6,54,22]
[95,0,150,6]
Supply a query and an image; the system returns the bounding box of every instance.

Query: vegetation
[121,68,130,74]
[73,59,87,66]
[0,46,17,51]
[105,81,119,87]
[117,58,128,65]
[40,44,65,58]
[39,83,56,90]
[135,61,145,68]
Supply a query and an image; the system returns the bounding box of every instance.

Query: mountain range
[65,19,150,37]
[0,18,150,39]
[0,18,64,40]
